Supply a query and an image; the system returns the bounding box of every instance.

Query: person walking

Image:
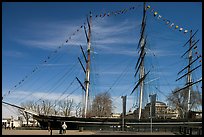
[62,122,67,134]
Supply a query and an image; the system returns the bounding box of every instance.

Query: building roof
[145,101,167,107]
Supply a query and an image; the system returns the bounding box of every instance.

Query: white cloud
[3,50,26,58]
[147,48,180,57]
[3,90,83,106]
[14,17,141,56]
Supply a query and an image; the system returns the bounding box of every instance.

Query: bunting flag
[154,11,158,16]
[170,23,174,28]
[158,15,162,19]
[145,5,189,34]
[5,20,86,96]
[7,4,199,100]
[92,4,141,19]
[166,20,170,25]
[179,28,183,31]
[184,30,188,33]
[193,46,202,63]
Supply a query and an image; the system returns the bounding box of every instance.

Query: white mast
[138,2,147,120]
[84,12,92,118]
[187,30,193,115]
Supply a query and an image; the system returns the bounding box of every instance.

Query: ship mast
[175,29,201,118]
[138,2,147,120]
[84,12,92,118]
[130,2,148,120]
[187,30,193,114]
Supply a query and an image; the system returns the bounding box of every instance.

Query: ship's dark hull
[33,114,122,130]
[33,114,202,130]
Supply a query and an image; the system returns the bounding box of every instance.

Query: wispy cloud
[3,50,26,58]
[4,90,83,106]
[13,19,86,50]
[147,49,181,57]
[14,17,140,55]
[12,13,181,60]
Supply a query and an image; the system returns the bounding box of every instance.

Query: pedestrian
[62,122,67,134]
[48,122,51,132]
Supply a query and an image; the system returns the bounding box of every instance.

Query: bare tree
[58,98,74,116]
[19,101,36,126]
[75,102,82,117]
[90,92,113,117]
[41,100,54,115]
[167,87,202,119]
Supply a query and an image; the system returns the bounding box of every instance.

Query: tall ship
[3,2,202,130]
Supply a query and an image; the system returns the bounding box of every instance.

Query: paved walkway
[2,129,176,135]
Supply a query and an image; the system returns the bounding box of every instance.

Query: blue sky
[2,2,202,118]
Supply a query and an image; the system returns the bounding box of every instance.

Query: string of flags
[145,4,202,63]
[3,4,144,99]
[93,5,141,18]
[192,42,202,63]
[145,5,189,34]
[4,4,201,100]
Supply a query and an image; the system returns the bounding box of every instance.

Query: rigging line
[195,83,202,105]
[48,78,77,109]
[154,86,169,100]
[91,4,142,21]
[2,65,44,101]
[51,77,76,102]
[59,86,81,103]
[173,78,202,94]
[89,61,96,97]
[4,4,143,100]
[183,29,199,47]
[5,22,84,99]
[181,39,200,58]
[13,53,69,103]
[3,48,65,100]
[151,49,176,92]
[130,70,150,95]
[106,57,136,95]
[107,58,137,103]
[5,44,64,95]
[35,70,78,104]
[178,55,201,75]
[112,59,138,100]
[134,52,146,77]
[111,82,135,105]
[3,104,20,115]
[143,17,177,96]
[176,64,201,82]
[34,59,81,104]
[135,44,146,69]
